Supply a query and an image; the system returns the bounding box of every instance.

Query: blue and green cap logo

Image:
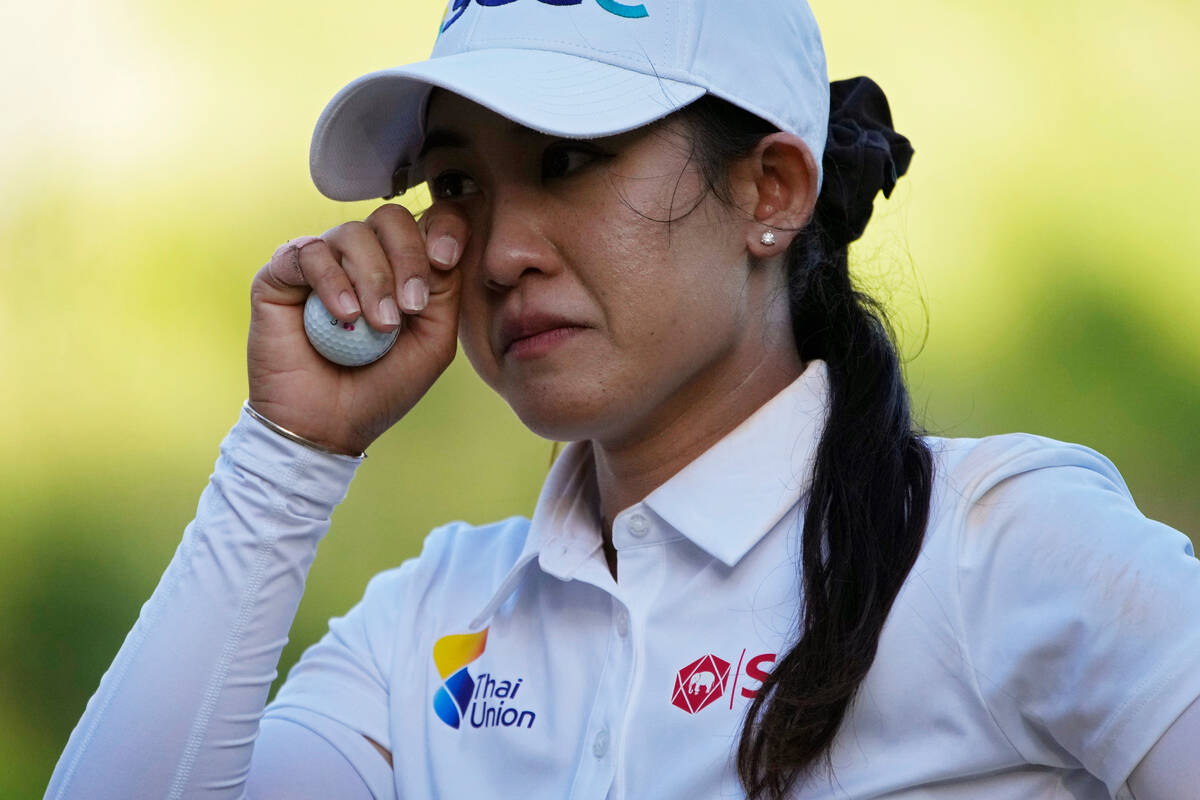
[440,0,648,36]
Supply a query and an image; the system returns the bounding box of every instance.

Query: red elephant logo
[672,654,730,714]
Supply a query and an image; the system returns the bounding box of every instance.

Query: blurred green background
[2,1,1197,795]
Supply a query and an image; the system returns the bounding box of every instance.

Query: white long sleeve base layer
[45,406,385,800]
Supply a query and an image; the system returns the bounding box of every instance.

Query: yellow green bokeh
[3,1,1197,794]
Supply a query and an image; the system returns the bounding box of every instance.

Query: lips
[498,311,589,357]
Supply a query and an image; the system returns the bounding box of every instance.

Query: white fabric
[244,718,377,800]
[45,409,368,799]
[1127,695,1200,800]
[46,360,1200,798]
[308,0,828,200]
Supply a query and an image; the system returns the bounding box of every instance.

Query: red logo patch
[671,654,731,714]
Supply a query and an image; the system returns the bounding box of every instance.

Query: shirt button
[628,513,649,538]
[615,609,630,637]
[592,727,610,758]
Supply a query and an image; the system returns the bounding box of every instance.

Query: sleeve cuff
[222,402,364,509]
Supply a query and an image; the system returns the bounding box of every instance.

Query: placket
[557,553,626,800]
[606,504,671,800]
[561,506,676,800]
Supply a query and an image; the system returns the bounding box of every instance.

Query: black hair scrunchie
[816,76,914,248]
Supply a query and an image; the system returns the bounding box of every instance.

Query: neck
[580,257,804,579]
[591,345,805,541]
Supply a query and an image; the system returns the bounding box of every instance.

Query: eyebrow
[417,128,471,161]
[416,122,569,162]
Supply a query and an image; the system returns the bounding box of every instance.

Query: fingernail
[379,297,402,326]
[402,276,429,312]
[430,236,459,267]
[339,291,360,317]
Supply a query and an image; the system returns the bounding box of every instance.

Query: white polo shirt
[263,360,1200,799]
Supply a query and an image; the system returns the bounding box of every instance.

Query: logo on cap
[440,0,649,35]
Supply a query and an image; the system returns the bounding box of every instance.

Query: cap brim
[309,48,706,202]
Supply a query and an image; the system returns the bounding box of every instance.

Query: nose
[477,187,561,292]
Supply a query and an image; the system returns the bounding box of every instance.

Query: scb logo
[441,0,650,35]
[672,651,776,715]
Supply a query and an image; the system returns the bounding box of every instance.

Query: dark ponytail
[678,78,934,799]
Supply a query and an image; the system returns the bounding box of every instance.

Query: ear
[733,132,820,258]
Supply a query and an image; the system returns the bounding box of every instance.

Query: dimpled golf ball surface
[303,292,399,367]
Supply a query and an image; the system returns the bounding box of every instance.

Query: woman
[47,1,1200,798]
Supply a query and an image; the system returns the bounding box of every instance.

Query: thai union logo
[432,628,537,730]
[432,628,489,729]
[671,654,731,714]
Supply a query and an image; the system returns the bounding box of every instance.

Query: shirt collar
[470,360,830,628]
[470,439,605,628]
[640,359,828,566]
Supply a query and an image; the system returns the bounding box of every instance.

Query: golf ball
[303,292,399,367]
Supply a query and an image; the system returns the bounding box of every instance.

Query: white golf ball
[303,292,399,367]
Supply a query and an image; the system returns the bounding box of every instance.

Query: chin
[467,347,639,443]
[508,398,601,443]
[503,387,622,444]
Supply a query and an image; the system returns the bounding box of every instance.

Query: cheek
[454,274,498,387]
[594,215,742,328]
[586,215,671,296]
[456,310,486,367]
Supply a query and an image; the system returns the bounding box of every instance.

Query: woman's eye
[430,171,478,200]
[542,145,605,180]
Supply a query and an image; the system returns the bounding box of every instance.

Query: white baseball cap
[309,0,829,202]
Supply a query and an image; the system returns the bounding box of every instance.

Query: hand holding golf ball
[246,202,470,456]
